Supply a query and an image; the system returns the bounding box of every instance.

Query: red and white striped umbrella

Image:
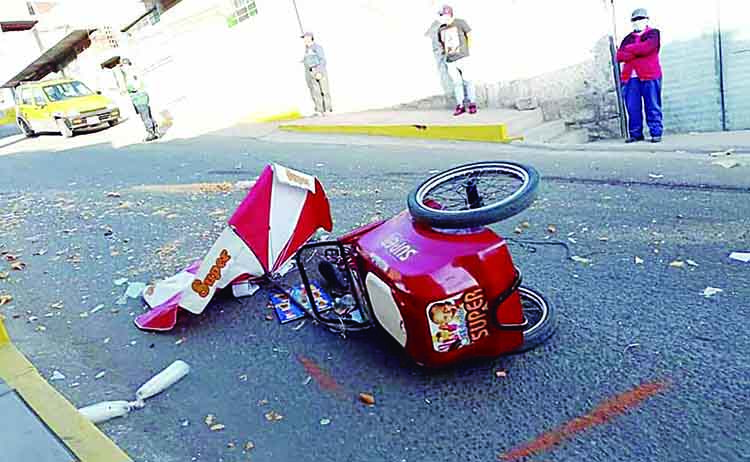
[135,164,332,331]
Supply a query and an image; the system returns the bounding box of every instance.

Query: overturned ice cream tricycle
[136,161,555,368]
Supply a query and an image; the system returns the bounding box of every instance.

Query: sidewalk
[518,129,750,154]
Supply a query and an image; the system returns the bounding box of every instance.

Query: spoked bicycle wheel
[511,286,556,354]
[407,161,540,229]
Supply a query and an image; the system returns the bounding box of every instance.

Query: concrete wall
[294,0,611,111]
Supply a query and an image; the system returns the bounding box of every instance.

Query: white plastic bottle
[135,360,190,402]
[78,401,133,424]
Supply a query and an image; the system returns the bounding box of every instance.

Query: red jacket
[616,27,662,82]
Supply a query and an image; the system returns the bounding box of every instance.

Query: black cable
[505,237,573,260]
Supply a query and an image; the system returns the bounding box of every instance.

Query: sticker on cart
[427,288,490,352]
[426,293,471,352]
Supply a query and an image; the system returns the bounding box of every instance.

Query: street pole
[608,0,627,138]
[291,0,304,35]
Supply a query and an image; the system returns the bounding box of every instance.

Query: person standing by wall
[616,8,663,143]
[437,5,477,116]
[121,59,159,142]
[302,32,333,116]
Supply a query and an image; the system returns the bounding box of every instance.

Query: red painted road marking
[297,355,344,394]
[500,380,669,461]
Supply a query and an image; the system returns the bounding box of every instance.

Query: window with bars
[227,0,258,28]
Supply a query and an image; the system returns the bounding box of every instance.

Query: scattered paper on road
[125,282,147,298]
[231,280,260,298]
[702,287,723,298]
[712,159,740,168]
[264,410,284,422]
[709,149,734,157]
[729,252,750,263]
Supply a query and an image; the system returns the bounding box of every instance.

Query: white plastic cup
[78,401,132,424]
[135,360,190,402]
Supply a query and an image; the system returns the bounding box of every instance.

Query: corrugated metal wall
[660,32,724,132]
[650,1,750,133]
[720,2,750,130]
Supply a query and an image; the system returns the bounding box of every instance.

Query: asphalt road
[1,124,749,462]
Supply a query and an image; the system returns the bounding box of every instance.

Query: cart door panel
[365,273,407,347]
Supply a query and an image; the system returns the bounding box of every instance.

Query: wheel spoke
[419,165,527,213]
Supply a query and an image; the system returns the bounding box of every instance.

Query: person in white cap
[301,32,332,115]
[436,5,477,116]
[616,8,663,143]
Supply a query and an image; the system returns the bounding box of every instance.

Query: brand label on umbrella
[191,249,232,297]
[274,164,316,192]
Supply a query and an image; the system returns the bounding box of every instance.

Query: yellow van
[15,79,120,138]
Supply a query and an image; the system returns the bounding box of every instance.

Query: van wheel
[56,118,73,138]
[18,119,35,138]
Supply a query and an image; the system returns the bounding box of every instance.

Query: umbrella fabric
[135,164,332,332]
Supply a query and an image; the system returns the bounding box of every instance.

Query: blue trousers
[622,77,663,139]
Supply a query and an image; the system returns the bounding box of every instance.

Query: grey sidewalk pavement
[518,129,750,154]
[0,379,76,462]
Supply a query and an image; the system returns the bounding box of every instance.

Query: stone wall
[393,36,624,141]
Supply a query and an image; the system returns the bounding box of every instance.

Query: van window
[43,81,93,102]
[20,88,33,105]
[33,88,47,106]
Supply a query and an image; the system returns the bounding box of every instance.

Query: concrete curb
[0,316,132,462]
[279,123,522,143]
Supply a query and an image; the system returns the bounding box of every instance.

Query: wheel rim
[518,287,549,337]
[415,163,531,214]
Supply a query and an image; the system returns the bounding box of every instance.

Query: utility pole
[608,0,627,138]
[291,0,304,35]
